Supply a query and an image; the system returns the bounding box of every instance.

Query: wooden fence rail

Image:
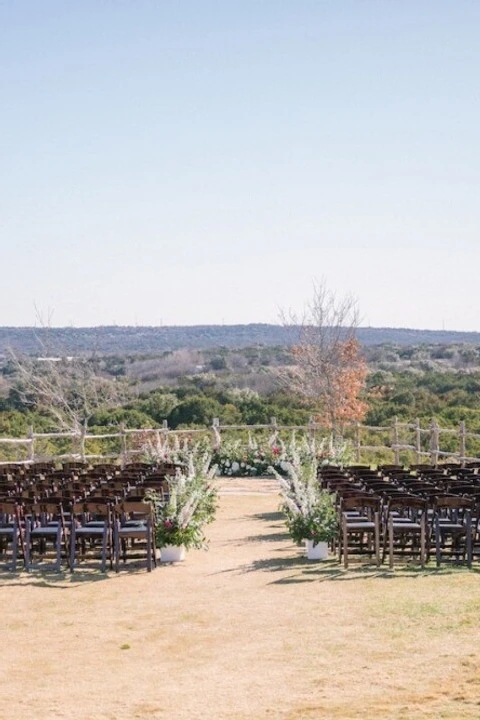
[2,416,480,467]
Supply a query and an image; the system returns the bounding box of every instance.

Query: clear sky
[1,1,479,330]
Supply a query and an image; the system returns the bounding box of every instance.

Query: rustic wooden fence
[1,417,480,467]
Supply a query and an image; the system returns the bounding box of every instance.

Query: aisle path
[217,474,281,495]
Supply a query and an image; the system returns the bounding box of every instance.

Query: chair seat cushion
[75,527,107,536]
[438,523,465,532]
[346,522,376,531]
[391,522,422,531]
[31,527,60,536]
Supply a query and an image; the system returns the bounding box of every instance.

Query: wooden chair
[89,464,120,478]
[113,501,156,572]
[123,462,152,475]
[383,496,428,569]
[433,496,473,567]
[0,501,22,571]
[142,477,170,502]
[378,464,405,474]
[24,501,70,572]
[339,495,381,569]
[157,462,183,477]
[62,461,90,472]
[28,462,56,473]
[69,500,113,572]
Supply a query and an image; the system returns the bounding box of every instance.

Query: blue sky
[1,1,479,330]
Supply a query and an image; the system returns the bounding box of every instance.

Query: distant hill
[1,324,480,356]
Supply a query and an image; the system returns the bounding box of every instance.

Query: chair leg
[17,515,26,566]
[55,525,62,572]
[374,512,380,567]
[147,528,152,573]
[10,530,18,572]
[24,521,31,571]
[70,524,76,573]
[342,518,349,569]
[101,530,108,573]
[108,528,113,570]
[420,516,426,569]
[389,516,394,569]
[435,519,441,567]
[466,512,472,568]
[114,524,120,573]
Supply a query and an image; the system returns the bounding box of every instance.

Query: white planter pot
[305,539,329,560]
[160,545,186,563]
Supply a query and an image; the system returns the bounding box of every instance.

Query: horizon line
[1,323,480,334]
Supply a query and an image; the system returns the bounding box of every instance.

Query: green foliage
[365,369,480,427]
[168,396,224,428]
[284,493,338,545]
[209,356,228,371]
[0,409,56,437]
[89,408,156,428]
[101,357,127,376]
[136,392,179,424]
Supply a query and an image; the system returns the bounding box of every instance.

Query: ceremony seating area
[321,463,480,569]
[0,460,181,573]
[1,459,480,572]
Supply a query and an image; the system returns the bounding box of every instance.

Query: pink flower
[272,446,280,455]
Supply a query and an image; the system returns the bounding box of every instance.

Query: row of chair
[0,462,183,573]
[319,465,480,569]
[0,497,157,573]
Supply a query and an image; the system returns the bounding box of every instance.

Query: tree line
[3,285,480,439]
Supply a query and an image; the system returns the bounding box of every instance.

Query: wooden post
[159,420,169,460]
[459,421,466,467]
[80,424,86,463]
[270,416,279,449]
[393,416,400,465]
[430,419,439,467]
[27,426,35,463]
[212,417,221,450]
[415,418,421,465]
[71,427,80,460]
[120,423,127,469]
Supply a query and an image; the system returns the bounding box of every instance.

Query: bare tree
[277,282,367,436]
[8,314,130,432]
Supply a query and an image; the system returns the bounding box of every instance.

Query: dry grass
[1,479,480,719]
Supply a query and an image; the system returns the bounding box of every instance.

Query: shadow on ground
[213,554,480,584]
[245,531,291,543]
[251,511,285,523]
[0,562,157,587]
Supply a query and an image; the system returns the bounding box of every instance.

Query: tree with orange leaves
[279,283,368,437]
